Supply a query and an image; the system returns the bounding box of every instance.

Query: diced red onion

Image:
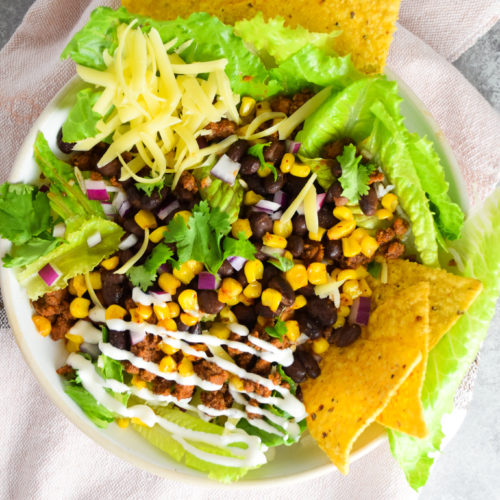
[210,154,241,186]
[85,180,109,201]
[196,136,209,149]
[286,140,301,154]
[118,233,138,250]
[254,199,281,214]
[349,296,371,326]
[52,223,66,238]
[261,245,284,257]
[198,271,218,290]
[118,200,131,218]
[105,185,120,193]
[316,193,326,211]
[101,202,116,216]
[151,291,172,302]
[272,190,287,207]
[228,256,247,271]
[112,190,127,209]
[158,263,170,274]
[158,200,180,220]
[271,210,283,220]
[40,185,49,193]
[38,263,62,286]
[130,329,146,345]
[87,231,102,248]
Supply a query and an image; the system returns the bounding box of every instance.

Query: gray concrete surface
[0,2,499,499]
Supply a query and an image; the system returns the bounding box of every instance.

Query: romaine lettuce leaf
[132,405,254,482]
[62,88,103,143]
[3,236,61,268]
[388,190,500,490]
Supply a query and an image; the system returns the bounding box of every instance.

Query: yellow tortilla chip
[369,259,482,350]
[363,282,430,438]
[122,0,402,74]
[302,283,427,474]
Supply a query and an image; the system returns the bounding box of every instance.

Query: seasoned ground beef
[174,384,195,400]
[193,359,229,385]
[384,241,406,260]
[200,385,233,410]
[56,364,76,378]
[204,119,237,141]
[152,377,174,396]
[376,227,396,245]
[32,289,69,320]
[130,334,163,363]
[393,217,409,237]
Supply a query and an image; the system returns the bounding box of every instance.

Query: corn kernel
[285,264,308,291]
[307,262,328,285]
[158,272,181,293]
[70,297,91,319]
[261,288,282,312]
[244,190,264,205]
[280,153,295,173]
[262,232,287,249]
[65,333,84,344]
[210,323,231,340]
[243,281,262,299]
[328,219,356,240]
[343,279,362,300]
[312,337,329,355]
[351,227,369,243]
[223,294,240,306]
[159,355,177,373]
[89,272,102,290]
[257,164,272,178]
[244,259,264,283]
[240,96,256,117]
[285,320,300,342]
[69,274,87,297]
[105,304,127,320]
[157,318,177,331]
[219,306,237,323]
[175,210,192,223]
[173,262,195,285]
[342,236,361,258]
[153,304,170,321]
[376,208,393,220]
[221,278,243,298]
[66,340,80,353]
[283,250,293,260]
[338,305,351,317]
[337,269,358,282]
[333,206,354,221]
[232,218,252,239]
[230,375,244,391]
[355,266,369,279]
[293,295,307,309]
[149,226,168,243]
[308,227,326,242]
[101,255,119,271]
[186,260,203,275]
[330,268,340,281]
[134,209,157,229]
[359,278,372,297]
[116,418,129,429]
[136,303,153,320]
[340,294,353,307]
[361,235,379,258]
[159,341,178,355]
[167,302,180,318]
[290,163,310,177]
[180,312,198,326]
[178,357,194,377]
[178,289,198,312]
[273,219,293,238]
[129,308,143,323]
[131,375,146,390]
[256,315,268,327]
[256,100,271,116]
[131,417,148,426]
[381,193,398,212]
[333,315,346,328]
[238,293,254,306]
[32,315,51,337]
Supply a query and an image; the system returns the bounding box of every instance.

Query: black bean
[253,242,269,261]
[296,283,315,297]
[249,212,273,239]
[240,156,261,176]
[325,181,349,207]
[287,235,304,258]
[242,174,266,195]
[218,260,234,277]
[176,319,190,331]
[331,159,342,178]
[255,302,277,318]
[332,324,361,347]
[101,272,127,306]
[268,276,295,307]
[297,350,320,379]
[295,310,322,339]
[226,139,249,163]
[196,136,208,149]
[324,240,343,261]
[292,214,307,236]
[189,323,202,335]
[108,330,130,350]
[122,218,144,236]
[232,304,256,327]
[284,357,307,383]
[307,297,337,327]
[118,249,134,266]
[56,128,75,154]
[98,158,121,178]
[295,385,304,402]
[263,141,286,165]
[198,290,224,315]
[264,171,284,194]
[283,175,307,197]
[261,264,280,288]
[235,269,248,288]
[359,184,378,216]
[318,207,336,229]
[124,182,169,211]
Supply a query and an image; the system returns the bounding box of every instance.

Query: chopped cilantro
[276,365,297,395]
[126,243,173,291]
[337,144,376,203]
[248,142,278,180]
[135,177,167,196]
[265,319,287,340]
[269,253,294,272]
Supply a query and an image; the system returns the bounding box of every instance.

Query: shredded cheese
[115,229,150,275]
[280,174,317,223]
[303,184,318,234]
[84,272,103,308]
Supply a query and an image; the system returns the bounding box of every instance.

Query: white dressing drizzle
[69,320,102,344]
[132,287,172,306]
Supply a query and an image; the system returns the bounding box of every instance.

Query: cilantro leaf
[265,319,287,340]
[127,243,173,291]
[276,365,297,395]
[135,177,168,197]
[269,253,294,272]
[337,144,375,203]
[222,232,257,262]
[248,142,278,181]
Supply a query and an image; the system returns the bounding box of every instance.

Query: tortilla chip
[369,260,482,350]
[122,0,402,74]
[302,284,427,474]
[363,282,430,438]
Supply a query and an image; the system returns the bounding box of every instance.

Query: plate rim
[1,67,465,487]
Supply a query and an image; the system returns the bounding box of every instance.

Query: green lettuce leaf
[62,88,103,143]
[388,190,500,490]
[132,405,254,482]
[3,236,61,268]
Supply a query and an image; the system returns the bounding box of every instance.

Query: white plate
[0,72,468,487]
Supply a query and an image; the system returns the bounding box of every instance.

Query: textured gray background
[0,3,499,499]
